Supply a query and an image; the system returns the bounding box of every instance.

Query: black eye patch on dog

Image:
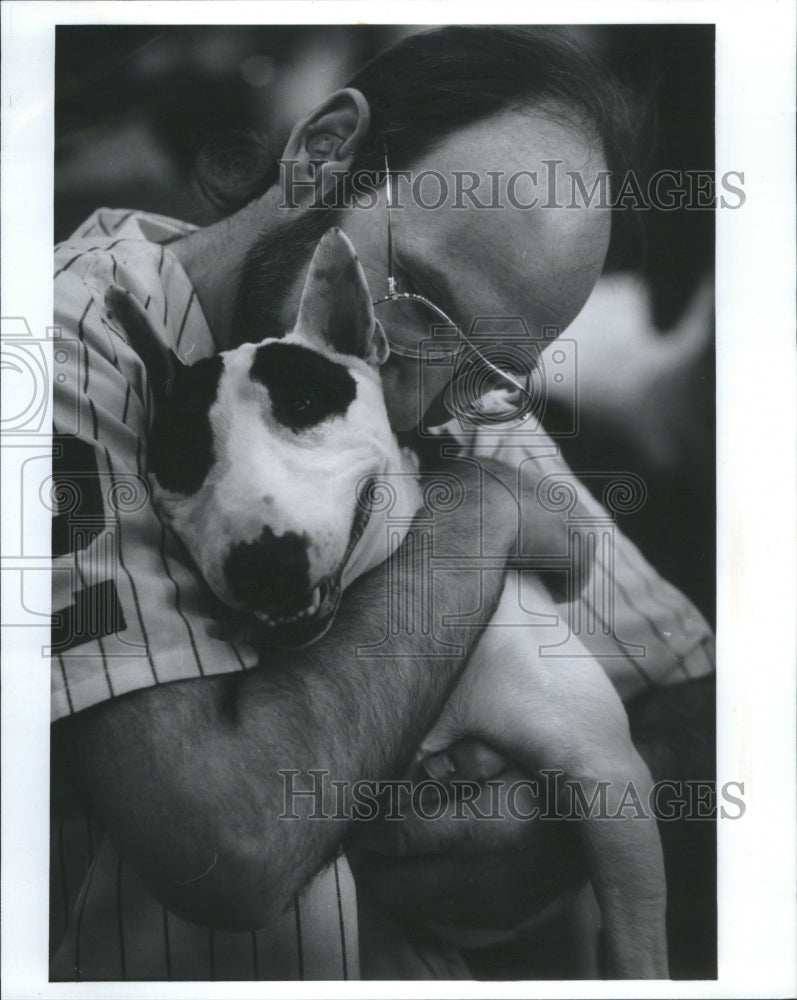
[250,342,357,432]
[149,354,224,495]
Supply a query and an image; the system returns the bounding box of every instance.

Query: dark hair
[196,26,644,257]
[348,26,640,179]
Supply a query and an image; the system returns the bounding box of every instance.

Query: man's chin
[381,374,418,431]
[383,378,451,432]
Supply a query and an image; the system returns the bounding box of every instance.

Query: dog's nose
[223,527,311,616]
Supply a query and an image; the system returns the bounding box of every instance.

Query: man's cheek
[421,368,456,425]
[381,362,421,430]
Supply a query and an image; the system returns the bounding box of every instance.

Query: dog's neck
[340,441,423,592]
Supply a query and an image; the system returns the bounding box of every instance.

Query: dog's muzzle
[251,484,374,646]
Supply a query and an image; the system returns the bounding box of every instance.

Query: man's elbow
[142,836,297,932]
[56,681,327,931]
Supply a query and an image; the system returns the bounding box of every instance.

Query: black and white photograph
[1,3,795,995]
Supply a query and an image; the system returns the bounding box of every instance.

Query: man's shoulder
[54,207,213,359]
[60,207,198,245]
[54,207,195,292]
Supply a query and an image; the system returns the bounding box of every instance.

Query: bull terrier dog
[106,228,669,979]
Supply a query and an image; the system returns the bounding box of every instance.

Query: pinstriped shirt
[454,423,716,700]
[51,207,714,981]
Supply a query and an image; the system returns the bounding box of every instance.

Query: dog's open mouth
[253,486,374,646]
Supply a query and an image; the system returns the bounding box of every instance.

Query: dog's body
[107,228,668,978]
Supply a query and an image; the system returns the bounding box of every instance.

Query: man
[51,26,715,980]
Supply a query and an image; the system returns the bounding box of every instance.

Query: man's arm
[53,455,575,933]
[345,429,716,959]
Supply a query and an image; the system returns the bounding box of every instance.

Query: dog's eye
[289,397,312,413]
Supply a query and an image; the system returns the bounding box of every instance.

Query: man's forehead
[423,104,604,174]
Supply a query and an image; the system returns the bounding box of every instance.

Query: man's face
[339,107,612,429]
[236,106,611,431]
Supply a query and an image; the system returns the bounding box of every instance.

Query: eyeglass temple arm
[384,151,397,298]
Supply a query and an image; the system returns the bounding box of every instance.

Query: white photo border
[2,2,795,997]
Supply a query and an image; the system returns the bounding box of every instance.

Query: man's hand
[348,744,588,935]
[348,676,715,944]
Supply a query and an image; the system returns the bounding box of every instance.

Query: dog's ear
[293,227,389,366]
[105,287,187,412]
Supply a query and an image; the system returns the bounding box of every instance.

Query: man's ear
[293,228,390,367]
[280,88,370,207]
[105,287,187,414]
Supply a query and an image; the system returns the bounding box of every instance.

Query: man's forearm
[221,525,513,908]
[55,463,518,930]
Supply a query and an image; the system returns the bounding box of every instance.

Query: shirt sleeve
[455,418,715,702]
[51,245,257,722]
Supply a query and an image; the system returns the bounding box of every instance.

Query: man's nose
[223,526,310,616]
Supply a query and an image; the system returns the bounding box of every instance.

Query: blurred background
[55,25,420,238]
[55,24,716,978]
[55,22,715,619]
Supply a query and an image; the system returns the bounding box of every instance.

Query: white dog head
[108,228,420,645]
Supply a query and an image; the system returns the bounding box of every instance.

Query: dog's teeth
[310,587,321,612]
